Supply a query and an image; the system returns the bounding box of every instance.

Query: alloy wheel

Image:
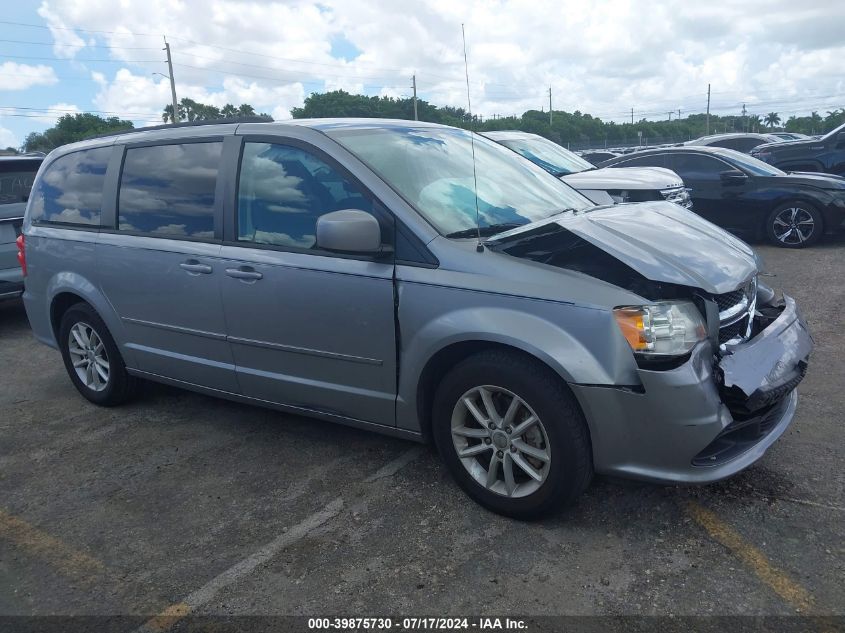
[67,322,110,392]
[772,206,815,245]
[450,385,551,498]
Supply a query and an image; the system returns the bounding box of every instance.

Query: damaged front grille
[714,288,745,312]
[718,315,750,344]
[713,277,757,345]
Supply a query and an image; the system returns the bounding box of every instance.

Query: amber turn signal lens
[613,307,649,351]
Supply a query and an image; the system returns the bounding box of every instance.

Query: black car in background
[686,133,783,153]
[751,122,845,176]
[599,146,845,248]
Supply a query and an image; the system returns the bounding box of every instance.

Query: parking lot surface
[1,236,843,623]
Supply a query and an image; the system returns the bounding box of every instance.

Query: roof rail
[85,115,274,141]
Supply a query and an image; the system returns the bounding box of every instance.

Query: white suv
[483,131,692,208]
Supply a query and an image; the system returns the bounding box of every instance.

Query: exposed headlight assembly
[613,301,707,357]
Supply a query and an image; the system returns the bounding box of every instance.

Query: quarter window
[118,142,222,239]
[237,142,371,249]
[29,148,110,225]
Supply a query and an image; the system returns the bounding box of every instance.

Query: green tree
[161,99,266,123]
[237,104,256,117]
[764,112,781,129]
[23,113,133,153]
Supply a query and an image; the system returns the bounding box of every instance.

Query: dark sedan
[750,122,845,176]
[599,146,845,248]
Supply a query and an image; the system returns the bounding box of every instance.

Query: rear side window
[29,148,110,225]
[118,142,222,239]
[236,142,371,249]
[614,154,666,168]
[667,154,725,179]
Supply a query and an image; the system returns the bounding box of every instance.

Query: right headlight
[613,301,707,357]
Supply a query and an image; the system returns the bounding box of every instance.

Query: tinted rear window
[29,149,110,225]
[118,142,222,239]
[0,160,41,205]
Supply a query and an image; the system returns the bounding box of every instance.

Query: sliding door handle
[180,260,213,275]
[225,267,263,281]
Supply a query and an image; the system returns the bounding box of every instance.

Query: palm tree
[748,114,762,132]
[764,112,781,129]
[162,102,186,123]
[237,104,256,117]
[221,104,238,118]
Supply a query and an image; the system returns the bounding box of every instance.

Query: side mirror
[316,209,382,254]
[719,169,747,184]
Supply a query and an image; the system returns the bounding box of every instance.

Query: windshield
[326,126,593,236]
[821,122,845,141]
[496,136,594,176]
[717,148,786,176]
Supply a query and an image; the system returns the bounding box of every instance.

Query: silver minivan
[19,119,813,518]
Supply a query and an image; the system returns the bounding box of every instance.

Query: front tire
[58,303,137,406]
[432,350,592,519]
[764,201,823,248]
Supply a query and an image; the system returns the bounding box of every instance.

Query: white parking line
[136,446,423,632]
[364,446,424,482]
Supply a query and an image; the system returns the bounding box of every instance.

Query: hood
[562,166,683,190]
[782,171,845,190]
[753,138,822,152]
[489,201,756,295]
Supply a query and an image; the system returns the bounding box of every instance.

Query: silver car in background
[0,155,42,299]
[19,119,812,518]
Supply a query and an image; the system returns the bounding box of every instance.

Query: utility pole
[678,108,681,120]
[548,86,553,126]
[163,37,178,124]
[706,83,711,135]
[631,107,634,125]
[411,74,418,121]
[668,111,673,121]
[741,102,747,132]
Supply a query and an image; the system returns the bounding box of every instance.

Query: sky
[1,0,844,149]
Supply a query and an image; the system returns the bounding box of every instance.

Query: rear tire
[432,350,592,520]
[764,201,823,248]
[58,303,137,406]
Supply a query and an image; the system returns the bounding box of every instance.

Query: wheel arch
[45,272,135,366]
[413,339,589,444]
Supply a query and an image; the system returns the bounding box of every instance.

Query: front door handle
[225,266,263,281]
[180,260,213,275]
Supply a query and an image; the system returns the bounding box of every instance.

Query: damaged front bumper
[570,294,813,484]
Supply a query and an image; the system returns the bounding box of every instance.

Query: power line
[0,38,159,50]
[0,54,164,63]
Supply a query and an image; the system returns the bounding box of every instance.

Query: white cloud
[37,2,86,58]
[35,0,845,125]
[0,126,19,149]
[0,62,58,91]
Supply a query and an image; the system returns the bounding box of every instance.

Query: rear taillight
[16,234,26,276]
